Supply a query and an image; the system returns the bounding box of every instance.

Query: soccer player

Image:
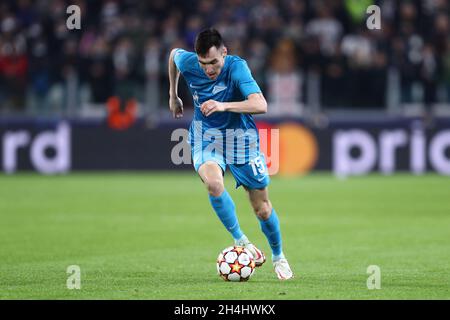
[168,28,293,280]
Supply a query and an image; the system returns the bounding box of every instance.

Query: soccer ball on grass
[216,246,256,282]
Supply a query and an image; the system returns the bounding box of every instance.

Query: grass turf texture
[0,172,449,299]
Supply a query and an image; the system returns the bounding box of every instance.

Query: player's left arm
[200,93,267,117]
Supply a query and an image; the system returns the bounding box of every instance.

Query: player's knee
[206,179,224,197]
[254,200,272,220]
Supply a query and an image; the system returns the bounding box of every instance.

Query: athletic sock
[272,252,286,262]
[234,234,250,246]
[259,208,283,257]
[209,189,244,240]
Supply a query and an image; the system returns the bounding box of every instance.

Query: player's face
[197,46,227,80]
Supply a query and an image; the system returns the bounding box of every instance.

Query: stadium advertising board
[1,119,449,175]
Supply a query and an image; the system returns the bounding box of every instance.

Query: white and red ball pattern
[216,246,256,282]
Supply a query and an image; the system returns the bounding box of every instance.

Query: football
[216,246,256,282]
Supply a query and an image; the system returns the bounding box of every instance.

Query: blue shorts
[191,145,270,190]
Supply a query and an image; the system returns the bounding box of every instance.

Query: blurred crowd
[0,0,449,118]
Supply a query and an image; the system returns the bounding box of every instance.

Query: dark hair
[195,28,224,56]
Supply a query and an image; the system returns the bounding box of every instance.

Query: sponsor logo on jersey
[212,84,227,95]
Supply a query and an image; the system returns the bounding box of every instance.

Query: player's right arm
[168,48,183,119]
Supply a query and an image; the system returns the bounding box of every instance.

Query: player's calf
[249,197,272,221]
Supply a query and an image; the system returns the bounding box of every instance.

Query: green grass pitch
[0,172,449,299]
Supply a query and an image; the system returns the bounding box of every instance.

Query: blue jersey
[173,48,270,188]
[174,48,261,130]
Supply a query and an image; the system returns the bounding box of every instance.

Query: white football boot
[235,237,266,267]
[273,258,294,280]
[244,243,266,267]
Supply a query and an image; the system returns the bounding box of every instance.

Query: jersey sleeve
[173,48,193,74]
[230,59,262,98]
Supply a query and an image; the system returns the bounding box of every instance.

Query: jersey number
[250,156,266,176]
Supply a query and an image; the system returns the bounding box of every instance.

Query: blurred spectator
[84,34,113,104]
[184,15,203,49]
[112,37,137,101]
[338,25,387,108]
[0,14,28,112]
[305,4,343,56]
[443,38,450,102]
[27,31,51,114]
[144,37,161,117]
[51,37,81,115]
[246,38,269,92]
[321,44,348,107]
[266,38,303,116]
[420,43,439,107]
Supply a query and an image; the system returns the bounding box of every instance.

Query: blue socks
[209,190,285,261]
[259,208,283,258]
[209,189,244,240]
